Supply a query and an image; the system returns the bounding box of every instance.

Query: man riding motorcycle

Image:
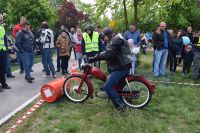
[88,28,132,111]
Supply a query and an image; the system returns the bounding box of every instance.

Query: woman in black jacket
[169,30,183,74]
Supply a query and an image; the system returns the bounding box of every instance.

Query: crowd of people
[0,15,108,92]
[152,22,200,80]
[0,14,199,94]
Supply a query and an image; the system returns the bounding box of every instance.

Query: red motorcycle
[63,63,156,109]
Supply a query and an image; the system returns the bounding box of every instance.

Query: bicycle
[63,63,156,109]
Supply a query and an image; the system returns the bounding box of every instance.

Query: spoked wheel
[63,75,89,103]
[122,79,152,109]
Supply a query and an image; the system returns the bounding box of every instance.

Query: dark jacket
[185,32,193,43]
[15,29,35,53]
[193,37,200,52]
[4,34,8,50]
[93,33,132,71]
[170,37,183,55]
[153,30,172,50]
[183,45,194,62]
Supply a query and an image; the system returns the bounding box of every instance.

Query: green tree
[0,0,8,14]
[67,0,200,32]
[7,0,57,31]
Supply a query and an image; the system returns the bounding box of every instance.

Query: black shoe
[116,103,126,112]
[193,77,198,80]
[66,71,70,75]
[0,88,3,92]
[25,76,35,80]
[2,85,11,89]
[20,69,24,74]
[62,71,70,75]
[56,69,60,72]
[30,69,34,72]
[26,78,33,83]
[7,75,15,78]
[62,72,66,75]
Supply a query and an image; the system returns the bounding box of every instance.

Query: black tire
[63,75,90,103]
[122,79,152,109]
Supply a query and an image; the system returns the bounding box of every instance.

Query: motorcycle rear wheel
[122,78,152,109]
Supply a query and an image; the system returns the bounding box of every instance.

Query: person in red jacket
[12,16,26,38]
[12,16,26,74]
[73,28,83,69]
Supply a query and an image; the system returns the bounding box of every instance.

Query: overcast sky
[81,0,95,4]
[80,0,112,19]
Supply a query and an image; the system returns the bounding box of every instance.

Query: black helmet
[103,27,113,37]
[86,24,94,31]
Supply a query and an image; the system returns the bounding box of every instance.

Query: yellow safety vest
[197,37,200,47]
[0,26,6,51]
[83,32,99,53]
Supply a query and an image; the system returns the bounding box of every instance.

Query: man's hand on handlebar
[88,57,96,63]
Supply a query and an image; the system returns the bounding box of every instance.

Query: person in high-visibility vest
[193,32,200,80]
[0,14,11,92]
[81,25,102,68]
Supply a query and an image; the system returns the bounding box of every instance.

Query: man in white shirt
[39,22,56,78]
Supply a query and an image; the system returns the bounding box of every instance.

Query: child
[73,28,83,69]
[182,45,194,74]
[128,39,139,75]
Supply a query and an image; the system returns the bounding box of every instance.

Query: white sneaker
[96,90,108,99]
[52,74,57,78]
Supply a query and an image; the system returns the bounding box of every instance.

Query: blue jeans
[17,52,24,70]
[6,53,12,76]
[21,51,34,78]
[103,69,130,108]
[42,48,56,75]
[152,51,155,73]
[154,49,168,76]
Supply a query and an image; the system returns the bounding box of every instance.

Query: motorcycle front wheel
[63,75,90,103]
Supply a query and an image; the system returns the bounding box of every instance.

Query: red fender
[127,75,156,94]
[70,73,94,97]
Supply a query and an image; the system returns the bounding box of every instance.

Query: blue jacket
[124,30,141,46]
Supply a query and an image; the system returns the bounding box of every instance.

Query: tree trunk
[123,0,128,30]
[134,0,138,27]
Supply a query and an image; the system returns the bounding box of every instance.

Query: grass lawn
[1,51,200,133]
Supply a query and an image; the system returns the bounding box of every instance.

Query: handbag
[9,53,17,60]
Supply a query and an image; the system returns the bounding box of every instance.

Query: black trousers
[170,52,178,72]
[0,50,7,86]
[183,60,192,74]
[60,55,70,73]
